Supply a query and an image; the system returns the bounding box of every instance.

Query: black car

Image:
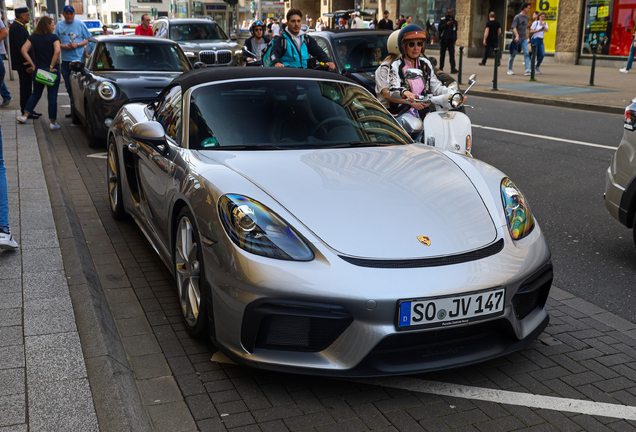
[311,29,455,95]
[69,35,192,147]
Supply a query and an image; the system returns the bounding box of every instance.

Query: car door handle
[128,142,139,154]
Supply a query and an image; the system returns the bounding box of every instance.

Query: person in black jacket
[242,21,269,64]
[377,10,393,30]
[9,6,40,118]
[438,8,458,73]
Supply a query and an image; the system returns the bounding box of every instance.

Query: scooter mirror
[468,74,476,85]
[404,68,424,80]
[399,114,423,140]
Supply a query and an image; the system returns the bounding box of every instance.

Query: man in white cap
[351,12,364,29]
[55,4,90,117]
[9,5,38,117]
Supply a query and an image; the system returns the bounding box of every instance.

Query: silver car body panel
[109,77,552,375]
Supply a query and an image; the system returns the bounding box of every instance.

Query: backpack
[261,35,286,67]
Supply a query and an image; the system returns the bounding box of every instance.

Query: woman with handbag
[17,16,61,130]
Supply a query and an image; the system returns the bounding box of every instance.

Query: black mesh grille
[372,319,508,353]
[339,239,504,269]
[512,266,552,320]
[255,315,352,352]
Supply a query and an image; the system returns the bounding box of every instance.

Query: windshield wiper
[313,141,400,148]
[208,144,287,150]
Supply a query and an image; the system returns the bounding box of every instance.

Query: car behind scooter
[391,70,477,157]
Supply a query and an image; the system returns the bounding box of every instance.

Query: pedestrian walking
[315,17,324,32]
[0,122,17,250]
[0,17,12,106]
[620,33,636,73]
[438,8,458,73]
[378,11,393,30]
[395,15,405,30]
[369,18,377,29]
[9,6,38,117]
[135,14,153,36]
[530,12,548,74]
[508,2,531,76]
[351,12,364,29]
[401,16,412,28]
[55,5,90,118]
[17,16,61,130]
[479,11,501,66]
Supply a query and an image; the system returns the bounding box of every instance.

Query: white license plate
[398,288,505,329]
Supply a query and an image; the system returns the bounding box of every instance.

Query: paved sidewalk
[0,107,99,430]
[1,60,636,431]
[428,49,634,114]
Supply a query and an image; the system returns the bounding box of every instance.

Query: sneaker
[49,123,61,131]
[16,115,27,124]
[0,229,18,250]
[507,69,514,75]
[619,68,629,73]
[536,67,542,74]
[524,69,531,76]
[1,97,11,106]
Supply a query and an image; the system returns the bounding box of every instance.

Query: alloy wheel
[107,144,118,213]
[175,216,201,327]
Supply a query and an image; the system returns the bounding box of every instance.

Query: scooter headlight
[450,92,463,108]
[500,178,535,240]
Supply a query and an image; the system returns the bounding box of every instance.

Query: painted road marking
[353,376,636,420]
[87,152,108,159]
[473,124,618,150]
[209,351,636,420]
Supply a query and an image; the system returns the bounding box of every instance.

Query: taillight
[625,106,635,131]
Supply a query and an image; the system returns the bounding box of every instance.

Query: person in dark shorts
[479,11,501,66]
[17,16,61,130]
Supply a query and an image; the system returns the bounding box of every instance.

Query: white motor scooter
[391,70,477,157]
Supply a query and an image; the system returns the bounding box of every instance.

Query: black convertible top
[170,67,357,91]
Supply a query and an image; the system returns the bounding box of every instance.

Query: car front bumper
[204,224,553,377]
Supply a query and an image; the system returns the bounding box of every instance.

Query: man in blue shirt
[55,5,90,117]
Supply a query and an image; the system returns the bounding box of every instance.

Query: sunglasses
[407,41,424,48]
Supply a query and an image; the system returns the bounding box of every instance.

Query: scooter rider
[270,9,335,70]
[243,21,269,63]
[388,24,451,119]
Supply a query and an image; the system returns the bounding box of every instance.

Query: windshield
[93,42,191,72]
[170,23,228,41]
[334,35,388,71]
[188,79,412,150]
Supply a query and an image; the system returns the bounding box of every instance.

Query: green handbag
[35,68,57,86]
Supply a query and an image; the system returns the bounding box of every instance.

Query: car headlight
[218,194,314,261]
[500,178,535,240]
[184,51,196,57]
[98,82,117,101]
[450,92,463,108]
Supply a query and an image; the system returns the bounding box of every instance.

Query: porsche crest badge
[417,235,431,246]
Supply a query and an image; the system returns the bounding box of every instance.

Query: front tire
[107,138,127,220]
[174,207,209,339]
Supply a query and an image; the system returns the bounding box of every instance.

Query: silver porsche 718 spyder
[107,68,553,376]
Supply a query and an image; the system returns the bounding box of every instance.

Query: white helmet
[387,29,400,55]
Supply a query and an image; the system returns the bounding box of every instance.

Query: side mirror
[69,60,84,72]
[468,74,476,85]
[192,61,207,69]
[130,121,167,152]
[399,114,423,140]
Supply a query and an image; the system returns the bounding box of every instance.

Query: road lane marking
[353,377,636,420]
[87,152,107,159]
[472,124,618,150]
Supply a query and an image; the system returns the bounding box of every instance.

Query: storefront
[581,0,635,56]
[398,0,456,48]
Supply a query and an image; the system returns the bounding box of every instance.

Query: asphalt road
[468,96,636,321]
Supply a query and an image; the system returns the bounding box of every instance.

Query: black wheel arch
[619,174,636,228]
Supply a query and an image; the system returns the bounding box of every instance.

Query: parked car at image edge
[152,17,241,66]
[69,35,192,147]
[107,67,553,376]
[605,97,636,247]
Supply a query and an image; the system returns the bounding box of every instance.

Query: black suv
[152,17,241,66]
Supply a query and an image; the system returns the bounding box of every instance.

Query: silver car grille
[199,50,233,66]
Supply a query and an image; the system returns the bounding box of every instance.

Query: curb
[469,88,625,115]
[35,117,153,432]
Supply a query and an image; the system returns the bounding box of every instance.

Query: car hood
[95,72,181,99]
[205,145,498,259]
[178,41,237,51]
